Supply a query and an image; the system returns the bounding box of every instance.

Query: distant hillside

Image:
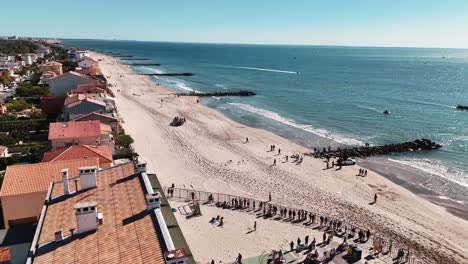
[0,40,39,54]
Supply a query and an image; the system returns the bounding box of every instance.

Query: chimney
[135,161,147,173]
[79,166,97,190]
[145,192,161,210]
[54,230,63,242]
[61,168,69,195]
[74,201,98,234]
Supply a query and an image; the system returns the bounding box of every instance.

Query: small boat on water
[456,104,468,111]
[383,110,390,115]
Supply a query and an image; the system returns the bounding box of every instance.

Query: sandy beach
[92,52,468,264]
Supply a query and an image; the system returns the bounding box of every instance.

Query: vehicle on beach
[340,158,356,165]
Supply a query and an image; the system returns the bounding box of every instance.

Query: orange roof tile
[43,145,113,165]
[33,163,165,264]
[48,121,102,140]
[48,71,93,81]
[72,111,118,122]
[42,61,62,66]
[0,158,99,197]
[0,247,10,262]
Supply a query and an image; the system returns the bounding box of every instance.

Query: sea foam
[228,102,363,146]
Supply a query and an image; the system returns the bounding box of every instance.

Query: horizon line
[54,37,468,50]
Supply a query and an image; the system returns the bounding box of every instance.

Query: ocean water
[63,40,468,206]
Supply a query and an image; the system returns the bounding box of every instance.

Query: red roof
[42,61,62,67]
[75,66,101,75]
[69,83,108,95]
[0,247,10,262]
[64,94,106,107]
[48,120,102,140]
[40,96,66,114]
[48,71,93,81]
[43,145,113,165]
[78,57,98,63]
[0,158,99,197]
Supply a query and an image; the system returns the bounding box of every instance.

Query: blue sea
[63,40,468,211]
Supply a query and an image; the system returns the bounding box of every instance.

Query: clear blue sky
[2,0,468,48]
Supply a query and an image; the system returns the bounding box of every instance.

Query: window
[83,208,89,212]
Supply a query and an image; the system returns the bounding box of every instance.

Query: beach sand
[92,52,468,264]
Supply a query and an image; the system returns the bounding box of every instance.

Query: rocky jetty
[307,138,441,159]
[456,104,468,110]
[176,90,256,97]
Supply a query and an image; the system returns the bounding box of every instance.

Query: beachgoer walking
[374,193,378,204]
[297,237,301,247]
[254,221,256,231]
[273,159,276,166]
[211,260,215,264]
[278,149,281,155]
[290,241,294,251]
[236,253,242,264]
[246,137,249,143]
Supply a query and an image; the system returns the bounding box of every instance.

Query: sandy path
[93,52,468,264]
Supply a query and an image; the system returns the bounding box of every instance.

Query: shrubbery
[115,135,134,148]
[16,83,50,97]
[5,100,29,112]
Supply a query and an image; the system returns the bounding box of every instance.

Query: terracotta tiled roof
[43,145,113,165]
[78,57,98,63]
[0,158,99,197]
[48,121,102,140]
[34,163,165,264]
[69,84,108,94]
[0,145,7,154]
[48,71,93,81]
[42,61,62,66]
[73,112,118,122]
[75,66,102,75]
[0,247,10,262]
[64,94,106,108]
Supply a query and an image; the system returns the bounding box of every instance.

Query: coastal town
[0,36,466,264]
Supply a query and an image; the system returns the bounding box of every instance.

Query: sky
[2,0,468,48]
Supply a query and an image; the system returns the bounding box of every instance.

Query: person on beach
[272,159,276,166]
[211,260,215,264]
[305,235,309,245]
[245,137,249,143]
[285,155,289,162]
[374,193,378,204]
[236,253,242,264]
[359,168,362,175]
[269,192,272,202]
[290,241,294,251]
[278,148,281,155]
[297,237,301,247]
[253,221,256,231]
[365,170,368,176]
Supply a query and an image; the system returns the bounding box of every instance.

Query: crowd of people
[170,116,186,126]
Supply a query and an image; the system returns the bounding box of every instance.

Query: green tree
[115,135,134,148]
[0,134,16,146]
[0,70,12,86]
[5,100,29,112]
[16,83,50,97]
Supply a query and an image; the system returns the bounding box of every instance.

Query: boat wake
[232,66,298,74]
[228,103,363,146]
